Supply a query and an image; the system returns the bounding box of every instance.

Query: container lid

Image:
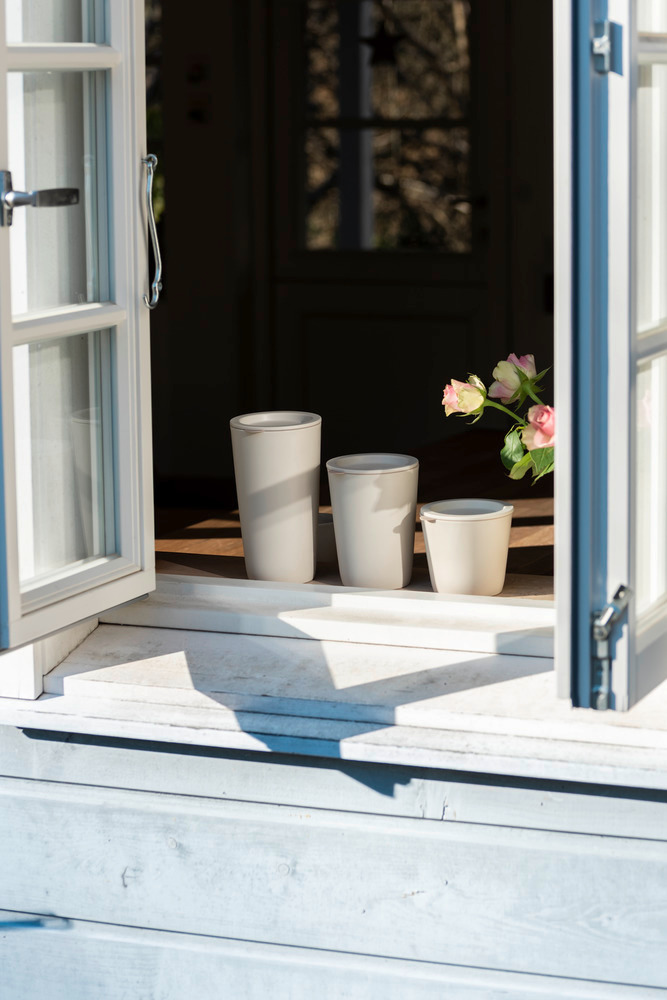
[326,453,419,475]
[230,411,321,431]
[420,499,513,522]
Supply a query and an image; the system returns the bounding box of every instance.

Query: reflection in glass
[306,126,471,250]
[14,330,116,592]
[635,356,667,615]
[637,62,667,333]
[8,71,109,315]
[306,0,470,120]
[5,0,105,43]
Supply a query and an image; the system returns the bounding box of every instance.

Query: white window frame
[0,1,155,656]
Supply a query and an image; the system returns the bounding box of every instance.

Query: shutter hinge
[591,584,632,710]
[592,20,621,75]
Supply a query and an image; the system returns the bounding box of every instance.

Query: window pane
[14,330,116,592]
[635,356,667,615]
[638,0,667,34]
[5,0,105,43]
[306,0,470,121]
[637,62,667,333]
[7,71,109,314]
[305,125,471,250]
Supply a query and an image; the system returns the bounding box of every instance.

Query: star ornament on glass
[360,23,406,67]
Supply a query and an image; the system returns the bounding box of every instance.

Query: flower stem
[525,385,545,406]
[484,399,526,425]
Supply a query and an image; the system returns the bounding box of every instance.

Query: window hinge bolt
[591,584,632,710]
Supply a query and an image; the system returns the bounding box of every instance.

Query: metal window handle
[0,170,79,227]
[142,154,162,310]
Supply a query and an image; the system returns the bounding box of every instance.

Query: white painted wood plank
[2,725,667,842]
[1,910,662,1000]
[101,574,555,657]
[2,778,667,985]
[6,690,667,789]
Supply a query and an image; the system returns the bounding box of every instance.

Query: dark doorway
[150,0,554,508]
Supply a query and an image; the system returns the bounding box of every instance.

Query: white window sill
[0,574,667,789]
[101,573,556,658]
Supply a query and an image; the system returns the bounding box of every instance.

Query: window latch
[0,169,79,227]
[591,584,632,710]
[592,20,622,75]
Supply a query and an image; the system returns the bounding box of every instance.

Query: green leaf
[530,447,555,482]
[508,452,534,480]
[500,428,525,471]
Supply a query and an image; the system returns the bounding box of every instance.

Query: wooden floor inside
[156,496,554,601]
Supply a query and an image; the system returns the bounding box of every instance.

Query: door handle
[0,170,79,226]
[142,154,162,309]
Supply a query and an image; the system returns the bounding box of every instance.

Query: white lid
[420,499,513,521]
[230,410,321,431]
[326,453,419,475]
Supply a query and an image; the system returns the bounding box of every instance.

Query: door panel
[274,283,483,463]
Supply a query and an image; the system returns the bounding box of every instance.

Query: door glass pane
[14,329,116,592]
[306,125,471,249]
[5,0,106,43]
[7,71,109,314]
[304,0,471,251]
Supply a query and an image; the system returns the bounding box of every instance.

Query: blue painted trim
[572,0,609,708]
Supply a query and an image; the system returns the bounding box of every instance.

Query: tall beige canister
[230,411,321,583]
[327,453,418,589]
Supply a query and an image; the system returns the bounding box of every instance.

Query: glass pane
[637,63,667,333]
[305,0,470,121]
[638,0,667,35]
[14,330,116,592]
[7,71,109,315]
[635,356,667,615]
[5,0,106,43]
[305,126,471,250]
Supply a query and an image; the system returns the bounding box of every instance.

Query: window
[0,0,154,648]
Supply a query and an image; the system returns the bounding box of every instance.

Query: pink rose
[442,376,485,416]
[488,354,537,403]
[521,404,555,451]
[508,353,537,378]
